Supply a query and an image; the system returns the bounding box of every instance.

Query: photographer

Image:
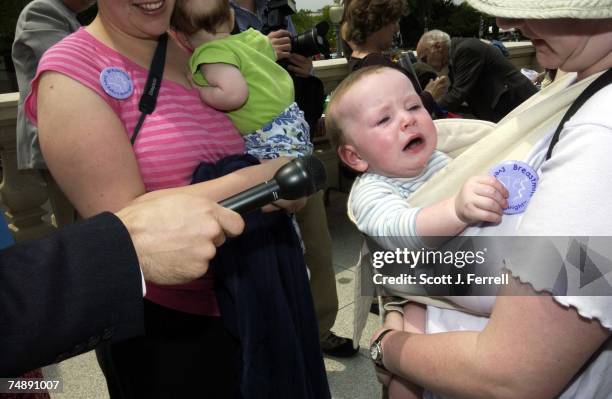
[231,0,313,78]
[231,0,359,358]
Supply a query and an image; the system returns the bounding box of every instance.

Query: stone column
[0,92,54,241]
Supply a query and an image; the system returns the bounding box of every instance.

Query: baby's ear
[338,144,368,172]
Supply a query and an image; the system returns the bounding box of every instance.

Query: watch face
[370,344,379,361]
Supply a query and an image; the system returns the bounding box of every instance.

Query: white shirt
[427,80,612,399]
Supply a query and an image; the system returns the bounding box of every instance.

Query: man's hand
[267,29,292,60]
[424,76,449,102]
[267,30,313,77]
[453,175,509,225]
[115,193,244,285]
[287,53,313,78]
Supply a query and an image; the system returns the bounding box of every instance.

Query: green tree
[401,0,489,48]
[292,9,317,33]
[291,7,335,56]
[434,2,481,37]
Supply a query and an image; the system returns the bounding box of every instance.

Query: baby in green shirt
[172,0,312,159]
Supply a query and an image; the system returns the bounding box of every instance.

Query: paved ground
[44,190,384,398]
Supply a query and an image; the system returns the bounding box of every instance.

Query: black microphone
[220,155,327,214]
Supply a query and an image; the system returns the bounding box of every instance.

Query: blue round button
[99,67,133,100]
[490,160,538,215]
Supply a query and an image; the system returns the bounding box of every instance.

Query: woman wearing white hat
[369,1,612,398]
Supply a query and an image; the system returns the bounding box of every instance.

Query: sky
[297,0,337,11]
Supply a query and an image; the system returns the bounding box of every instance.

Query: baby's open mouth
[403,137,424,151]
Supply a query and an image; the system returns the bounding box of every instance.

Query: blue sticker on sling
[490,160,538,215]
[99,67,133,100]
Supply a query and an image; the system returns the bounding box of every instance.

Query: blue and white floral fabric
[243,102,313,159]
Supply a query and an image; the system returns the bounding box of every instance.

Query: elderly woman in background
[24,0,329,397]
[340,0,439,113]
[369,0,612,398]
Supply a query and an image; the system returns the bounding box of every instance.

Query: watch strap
[372,329,394,369]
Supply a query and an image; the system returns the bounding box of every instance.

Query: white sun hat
[466,0,612,19]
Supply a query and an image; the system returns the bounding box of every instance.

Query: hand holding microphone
[219,155,327,214]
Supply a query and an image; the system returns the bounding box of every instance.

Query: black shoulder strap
[130,33,168,145]
[545,68,612,160]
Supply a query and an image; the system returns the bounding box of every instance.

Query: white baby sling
[348,70,607,346]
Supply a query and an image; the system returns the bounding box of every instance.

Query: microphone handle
[219,180,281,214]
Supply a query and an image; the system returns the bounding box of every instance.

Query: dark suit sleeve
[0,213,144,377]
[439,42,486,111]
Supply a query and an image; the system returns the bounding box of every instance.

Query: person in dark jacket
[417,30,537,122]
[1,193,244,377]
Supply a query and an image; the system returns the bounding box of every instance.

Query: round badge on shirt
[99,67,133,100]
[490,160,538,215]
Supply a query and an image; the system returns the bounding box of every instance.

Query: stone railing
[495,41,539,71]
[312,41,538,95]
[0,92,55,241]
[313,57,350,95]
[0,41,536,241]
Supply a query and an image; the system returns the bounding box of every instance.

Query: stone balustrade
[312,41,538,94]
[0,42,537,241]
[0,92,55,241]
[502,41,539,71]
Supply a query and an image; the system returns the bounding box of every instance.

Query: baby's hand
[454,176,509,225]
[425,75,449,101]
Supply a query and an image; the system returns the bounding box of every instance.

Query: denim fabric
[231,0,297,35]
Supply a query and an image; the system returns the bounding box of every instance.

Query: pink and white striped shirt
[26,28,245,316]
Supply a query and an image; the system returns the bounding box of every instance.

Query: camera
[262,0,331,58]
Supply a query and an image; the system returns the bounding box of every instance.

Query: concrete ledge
[313,41,538,95]
[0,92,19,122]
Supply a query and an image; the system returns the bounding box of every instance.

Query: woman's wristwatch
[370,329,394,370]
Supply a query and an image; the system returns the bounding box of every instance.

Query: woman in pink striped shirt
[24,0,327,397]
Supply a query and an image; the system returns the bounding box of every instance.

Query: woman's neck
[87,15,159,67]
[351,42,380,59]
[576,53,612,82]
[86,14,192,89]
